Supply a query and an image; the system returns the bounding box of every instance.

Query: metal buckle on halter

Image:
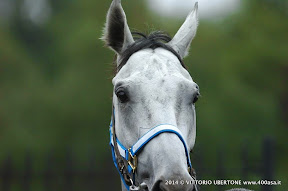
[128,148,137,173]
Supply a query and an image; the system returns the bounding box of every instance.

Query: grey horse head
[102,1,253,191]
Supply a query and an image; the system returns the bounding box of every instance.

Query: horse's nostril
[159,181,168,191]
[151,179,163,191]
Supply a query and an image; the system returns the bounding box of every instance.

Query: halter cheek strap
[109,121,193,190]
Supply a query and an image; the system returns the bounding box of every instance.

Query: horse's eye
[116,89,129,103]
[193,93,200,104]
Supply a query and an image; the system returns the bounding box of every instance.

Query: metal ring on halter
[129,178,134,186]
[128,148,138,173]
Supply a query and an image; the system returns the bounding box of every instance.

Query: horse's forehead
[114,48,193,83]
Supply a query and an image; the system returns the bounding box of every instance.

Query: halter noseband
[109,107,196,191]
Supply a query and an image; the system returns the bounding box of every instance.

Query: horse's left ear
[101,0,134,54]
[168,2,199,59]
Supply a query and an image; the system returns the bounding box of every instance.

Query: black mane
[116,31,185,72]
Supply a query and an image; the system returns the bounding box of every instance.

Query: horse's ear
[168,2,199,59]
[101,0,134,54]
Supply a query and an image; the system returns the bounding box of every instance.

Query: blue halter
[109,118,193,190]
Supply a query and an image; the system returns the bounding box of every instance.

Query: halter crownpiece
[109,107,196,191]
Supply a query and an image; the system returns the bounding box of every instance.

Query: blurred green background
[0,0,287,190]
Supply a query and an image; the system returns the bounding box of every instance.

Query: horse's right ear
[101,0,134,54]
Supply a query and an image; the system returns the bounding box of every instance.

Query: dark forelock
[115,31,185,72]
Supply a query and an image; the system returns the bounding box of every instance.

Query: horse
[102,0,253,191]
